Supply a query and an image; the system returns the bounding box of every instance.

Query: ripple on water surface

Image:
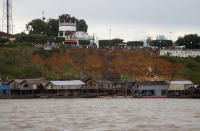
[0,98,200,131]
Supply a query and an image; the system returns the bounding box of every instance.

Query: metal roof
[169,81,193,85]
[50,80,85,86]
[138,81,168,86]
[89,78,113,84]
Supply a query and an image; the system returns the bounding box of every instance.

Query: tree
[46,19,59,36]
[15,33,47,43]
[175,34,200,49]
[26,19,47,34]
[59,14,76,23]
[48,36,65,43]
[78,40,90,45]
[127,41,144,46]
[77,19,88,32]
[150,40,173,47]
[99,38,124,46]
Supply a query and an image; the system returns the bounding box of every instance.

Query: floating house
[136,81,169,97]
[9,79,24,90]
[83,78,126,90]
[168,81,194,91]
[45,80,85,96]
[46,80,85,90]
[0,85,10,98]
[168,81,194,96]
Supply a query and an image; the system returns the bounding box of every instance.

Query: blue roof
[0,86,10,89]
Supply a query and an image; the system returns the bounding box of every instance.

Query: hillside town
[1,13,200,99]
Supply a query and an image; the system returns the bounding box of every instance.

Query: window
[162,90,167,96]
[59,32,63,36]
[85,84,87,87]
[24,84,28,88]
[90,82,92,86]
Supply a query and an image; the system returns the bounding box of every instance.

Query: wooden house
[46,80,85,90]
[83,78,126,90]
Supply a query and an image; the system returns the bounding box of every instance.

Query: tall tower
[2,0,13,34]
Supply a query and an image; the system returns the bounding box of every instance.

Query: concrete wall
[160,50,200,58]
[138,85,169,96]
[59,26,76,32]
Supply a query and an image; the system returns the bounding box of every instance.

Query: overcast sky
[1,0,200,41]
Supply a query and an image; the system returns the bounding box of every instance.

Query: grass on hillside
[162,56,200,83]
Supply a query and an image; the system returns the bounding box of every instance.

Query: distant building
[168,81,194,91]
[147,37,152,44]
[0,31,15,41]
[46,80,85,90]
[58,20,92,45]
[83,78,126,90]
[9,78,48,90]
[0,85,10,98]
[58,19,78,44]
[136,81,169,97]
[157,35,166,40]
[160,49,200,58]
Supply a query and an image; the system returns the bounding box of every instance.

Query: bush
[15,33,48,43]
[48,36,65,43]
[78,40,90,45]
[127,41,144,46]
[150,40,173,47]
[99,38,124,46]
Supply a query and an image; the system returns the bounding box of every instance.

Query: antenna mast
[2,0,13,34]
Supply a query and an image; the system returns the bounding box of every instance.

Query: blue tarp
[0,86,10,90]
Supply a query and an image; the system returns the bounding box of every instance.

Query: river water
[0,98,200,131]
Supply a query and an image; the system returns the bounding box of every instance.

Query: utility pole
[170,32,172,40]
[109,28,111,47]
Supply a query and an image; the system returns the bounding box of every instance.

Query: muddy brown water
[0,98,200,131]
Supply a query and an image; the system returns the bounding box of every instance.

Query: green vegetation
[25,13,88,38]
[175,34,200,49]
[0,48,42,79]
[0,46,199,83]
[163,56,200,83]
[99,38,124,46]
[150,40,173,47]
[127,41,144,46]
[26,18,59,36]
[15,33,65,44]
[78,40,90,45]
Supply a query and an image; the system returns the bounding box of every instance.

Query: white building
[58,20,93,44]
[76,31,93,41]
[58,20,78,44]
[160,49,200,58]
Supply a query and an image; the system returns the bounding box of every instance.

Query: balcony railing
[59,23,76,26]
